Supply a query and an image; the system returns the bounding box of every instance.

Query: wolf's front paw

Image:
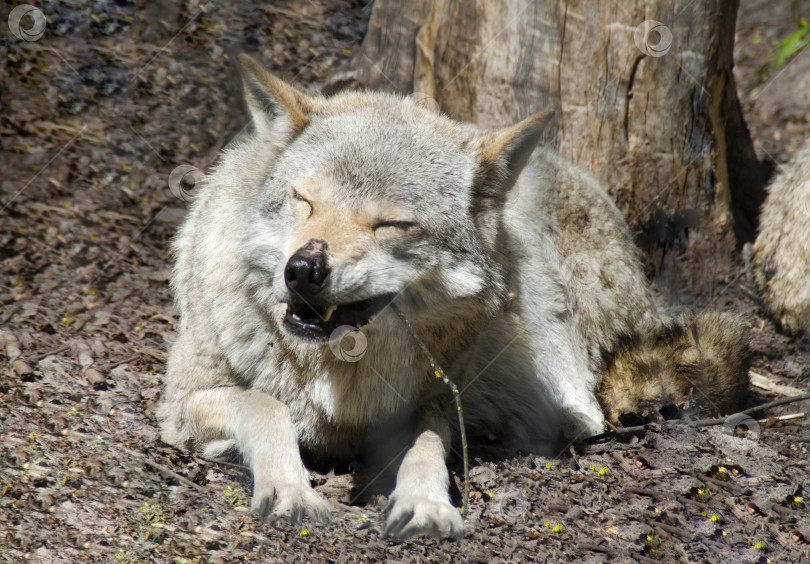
[251,482,332,524]
[384,494,464,539]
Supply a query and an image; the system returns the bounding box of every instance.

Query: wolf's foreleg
[185,387,331,521]
[384,411,464,539]
[158,337,331,523]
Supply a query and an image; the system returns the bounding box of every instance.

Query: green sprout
[222,482,248,507]
[770,21,810,71]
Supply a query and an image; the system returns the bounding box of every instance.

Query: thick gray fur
[158,56,748,540]
[751,137,810,335]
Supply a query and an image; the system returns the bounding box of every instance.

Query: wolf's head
[233,55,552,343]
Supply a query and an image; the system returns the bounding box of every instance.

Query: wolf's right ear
[237,54,315,140]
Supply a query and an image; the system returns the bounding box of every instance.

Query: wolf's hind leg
[384,411,464,539]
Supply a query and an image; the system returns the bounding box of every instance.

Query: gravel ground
[1,1,809,562]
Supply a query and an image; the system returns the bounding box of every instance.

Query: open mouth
[282,293,397,341]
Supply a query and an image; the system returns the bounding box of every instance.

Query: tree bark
[340,0,763,296]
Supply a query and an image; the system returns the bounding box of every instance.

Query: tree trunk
[338,0,763,297]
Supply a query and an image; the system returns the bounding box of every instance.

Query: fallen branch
[750,370,805,396]
[122,447,206,492]
[582,393,810,444]
[611,451,636,476]
[701,476,744,495]
[0,329,32,377]
[196,455,251,472]
[767,523,791,549]
[677,494,711,510]
[651,521,692,540]
[105,354,140,371]
[625,486,663,498]
[140,457,207,493]
[579,543,617,557]
[759,412,806,426]
[72,339,105,387]
[723,497,747,521]
[31,345,70,363]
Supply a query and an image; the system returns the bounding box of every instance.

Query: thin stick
[141,457,208,493]
[741,393,810,415]
[389,302,469,517]
[106,354,140,371]
[759,412,805,424]
[31,345,71,362]
[122,447,207,492]
[582,392,810,444]
[196,454,251,472]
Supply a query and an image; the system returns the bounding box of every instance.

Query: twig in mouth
[389,302,469,517]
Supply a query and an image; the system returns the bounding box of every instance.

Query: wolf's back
[522,149,750,425]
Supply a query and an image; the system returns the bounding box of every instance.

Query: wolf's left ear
[471,110,555,199]
[237,54,315,140]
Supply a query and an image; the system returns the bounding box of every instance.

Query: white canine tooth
[323,305,337,321]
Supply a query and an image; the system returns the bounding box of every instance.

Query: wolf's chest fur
[219,296,484,453]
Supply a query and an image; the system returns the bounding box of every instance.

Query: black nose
[284,240,329,299]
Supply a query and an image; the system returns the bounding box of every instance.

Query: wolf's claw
[384,494,464,540]
[252,482,332,524]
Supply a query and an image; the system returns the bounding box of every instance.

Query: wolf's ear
[471,110,555,199]
[237,53,315,140]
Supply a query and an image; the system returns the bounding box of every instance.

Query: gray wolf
[751,137,810,336]
[157,54,750,539]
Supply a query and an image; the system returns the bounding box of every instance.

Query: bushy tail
[597,311,751,424]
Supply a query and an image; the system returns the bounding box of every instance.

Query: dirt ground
[1,1,809,562]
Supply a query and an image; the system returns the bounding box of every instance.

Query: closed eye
[292,189,311,204]
[291,189,313,216]
[373,220,418,231]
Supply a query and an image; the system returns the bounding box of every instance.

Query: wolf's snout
[284,240,330,298]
